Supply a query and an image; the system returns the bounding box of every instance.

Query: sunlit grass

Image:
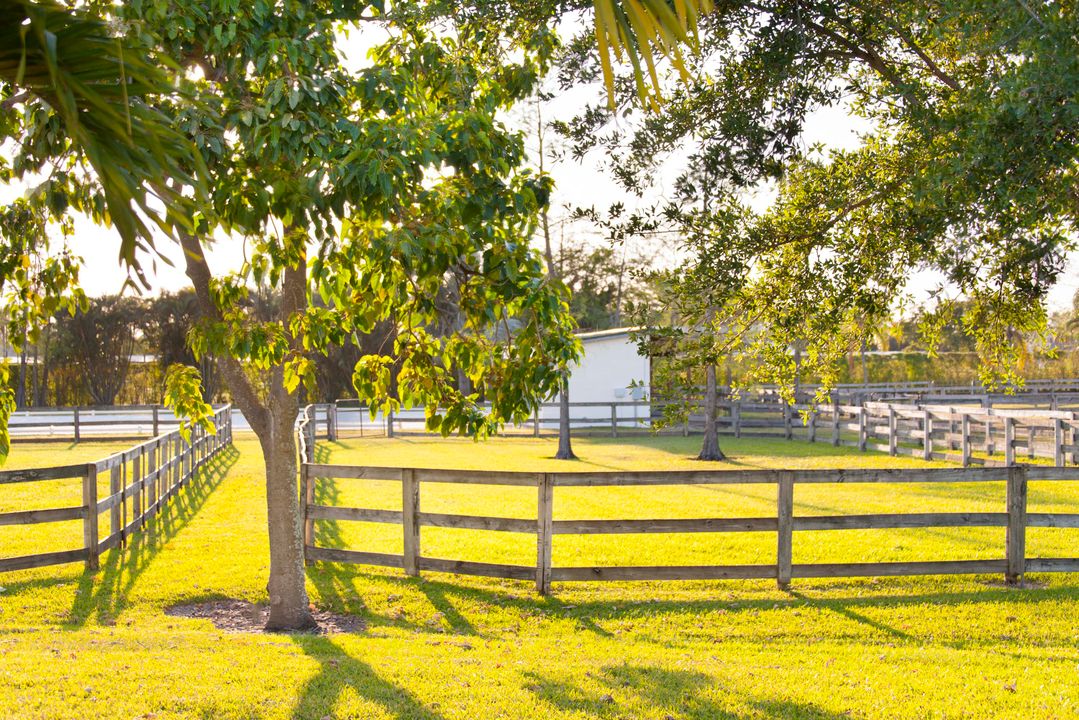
[0,435,1076,719]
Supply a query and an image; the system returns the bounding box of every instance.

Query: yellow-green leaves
[591,0,713,109]
[163,364,215,442]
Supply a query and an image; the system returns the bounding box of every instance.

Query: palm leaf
[0,0,208,283]
[592,0,713,108]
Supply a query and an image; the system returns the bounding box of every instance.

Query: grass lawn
[0,433,1076,719]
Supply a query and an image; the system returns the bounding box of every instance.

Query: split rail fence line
[296,406,1079,594]
[298,461,1079,594]
[0,405,233,574]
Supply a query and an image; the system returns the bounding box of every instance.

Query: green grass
[0,434,1077,719]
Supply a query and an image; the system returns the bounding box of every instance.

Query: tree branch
[177,228,271,437]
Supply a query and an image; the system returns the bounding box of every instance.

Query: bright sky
[3,22,1077,314]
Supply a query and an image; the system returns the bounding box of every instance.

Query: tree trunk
[555,374,576,460]
[260,400,315,631]
[698,364,725,461]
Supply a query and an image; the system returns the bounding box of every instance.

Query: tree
[52,295,141,406]
[146,290,219,402]
[565,1,1079,396]
[1,0,705,630]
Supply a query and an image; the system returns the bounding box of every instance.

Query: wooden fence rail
[0,405,234,574]
[309,398,1079,468]
[297,455,1079,594]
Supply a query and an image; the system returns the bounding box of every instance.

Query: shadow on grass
[523,664,849,719]
[304,556,1078,650]
[289,635,446,720]
[63,444,240,626]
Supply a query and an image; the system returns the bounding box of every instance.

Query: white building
[541,327,651,428]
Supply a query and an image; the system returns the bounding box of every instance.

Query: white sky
[3,25,1076,314]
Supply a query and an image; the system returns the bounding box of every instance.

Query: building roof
[575,327,641,342]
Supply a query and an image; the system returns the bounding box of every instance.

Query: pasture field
[0,434,1076,719]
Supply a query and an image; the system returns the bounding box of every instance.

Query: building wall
[541,331,650,425]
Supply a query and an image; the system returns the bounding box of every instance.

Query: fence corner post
[82,462,99,571]
[776,471,794,591]
[1005,465,1027,585]
[536,472,553,595]
[402,468,420,577]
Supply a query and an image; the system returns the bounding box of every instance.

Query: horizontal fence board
[553,517,777,534]
[306,546,404,568]
[791,560,1008,578]
[413,469,541,486]
[98,532,121,553]
[418,512,535,533]
[0,464,87,484]
[418,557,535,580]
[306,464,403,481]
[553,470,779,487]
[1026,513,1079,529]
[793,512,1008,531]
[1025,558,1079,573]
[308,505,403,524]
[0,548,86,572]
[0,505,84,526]
[551,564,777,582]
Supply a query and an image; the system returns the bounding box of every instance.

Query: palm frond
[0,0,208,284]
[592,0,713,108]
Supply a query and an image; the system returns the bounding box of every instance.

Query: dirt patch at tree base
[165,599,365,634]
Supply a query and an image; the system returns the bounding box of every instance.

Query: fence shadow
[64,444,239,626]
[522,664,850,719]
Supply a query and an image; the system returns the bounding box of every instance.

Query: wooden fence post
[831,404,840,447]
[776,471,794,591]
[387,410,395,438]
[1005,417,1015,466]
[533,406,540,437]
[536,473,553,595]
[1053,418,1064,467]
[149,444,159,518]
[985,414,996,456]
[807,407,816,443]
[783,403,793,440]
[858,407,867,452]
[1071,412,1079,465]
[611,403,618,438]
[83,463,99,570]
[923,409,933,461]
[1006,465,1027,585]
[402,469,420,577]
[888,407,897,456]
[110,463,122,545]
[961,414,971,467]
[302,464,315,566]
[152,405,160,437]
[73,406,80,443]
[733,400,741,439]
[132,450,143,532]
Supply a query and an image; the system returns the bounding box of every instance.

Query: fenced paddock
[0,405,233,574]
[298,453,1079,594]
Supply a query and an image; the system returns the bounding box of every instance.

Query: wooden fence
[0,405,233,574]
[298,461,1079,593]
[7,404,217,441]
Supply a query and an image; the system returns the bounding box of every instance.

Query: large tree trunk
[698,364,725,461]
[260,395,315,631]
[555,374,576,460]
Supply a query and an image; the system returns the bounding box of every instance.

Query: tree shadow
[289,635,446,720]
[523,664,850,719]
[63,444,239,626]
